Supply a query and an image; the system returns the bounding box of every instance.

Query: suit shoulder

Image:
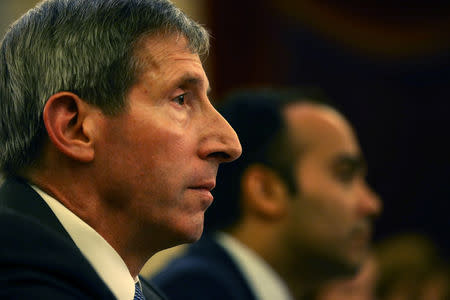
[0,209,115,299]
[151,243,255,300]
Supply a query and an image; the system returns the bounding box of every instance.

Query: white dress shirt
[32,185,137,300]
[216,232,294,300]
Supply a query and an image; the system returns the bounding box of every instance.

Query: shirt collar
[31,185,137,300]
[216,232,294,300]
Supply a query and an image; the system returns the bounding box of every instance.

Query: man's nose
[358,181,382,217]
[198,104,242,164]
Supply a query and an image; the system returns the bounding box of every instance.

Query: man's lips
[350,222,372,248]
[188,181,216,205]
[189,181,216,192]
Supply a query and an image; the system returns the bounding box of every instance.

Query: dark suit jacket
[151,234,258,300]
[0,177,166,300]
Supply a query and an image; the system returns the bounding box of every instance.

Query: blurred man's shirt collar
[216,232,293,300]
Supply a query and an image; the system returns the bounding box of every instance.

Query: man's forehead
[133,33,209,89]
[284,102,343,132]
[135,33,199,66]
[284,102,360,155]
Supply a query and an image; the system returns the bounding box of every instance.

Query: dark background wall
[205,0,450,258]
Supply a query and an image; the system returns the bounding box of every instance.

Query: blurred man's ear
[43,92,96,163]
[241,164,290,220]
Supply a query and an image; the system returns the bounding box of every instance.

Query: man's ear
[43,92,96,162]
[241,164,290,220]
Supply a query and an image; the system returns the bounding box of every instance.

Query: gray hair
[0,0,209,176]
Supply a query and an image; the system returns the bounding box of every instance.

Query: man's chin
[307,252,364,284]
[330,258,361,277]
[338,249,369,275]
[173,223,204,245]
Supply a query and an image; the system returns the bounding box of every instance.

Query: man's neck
[28,172,152,278]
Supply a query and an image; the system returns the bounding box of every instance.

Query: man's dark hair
[204,87,331,233]
[0,0,209,176]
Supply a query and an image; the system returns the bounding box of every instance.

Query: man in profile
[152,88,381,299]
[0,0,241,299]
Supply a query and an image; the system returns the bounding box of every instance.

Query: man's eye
[334,167,356,183]
[337,171,354,182]
[173,94,186,105]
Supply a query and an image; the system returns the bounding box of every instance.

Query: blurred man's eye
[333,164,358,183]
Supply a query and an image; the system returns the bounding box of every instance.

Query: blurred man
[0,0,241,299]
[152,88,381,299]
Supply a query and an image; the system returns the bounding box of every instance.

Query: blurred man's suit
[153,234,257,300]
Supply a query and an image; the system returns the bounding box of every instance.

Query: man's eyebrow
[174,73,210,92]
[333,153,367,171]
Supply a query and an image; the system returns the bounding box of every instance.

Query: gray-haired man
[0,0,241,299]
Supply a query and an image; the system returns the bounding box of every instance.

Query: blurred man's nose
[358,181,382,217]
[198,104,242,164]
